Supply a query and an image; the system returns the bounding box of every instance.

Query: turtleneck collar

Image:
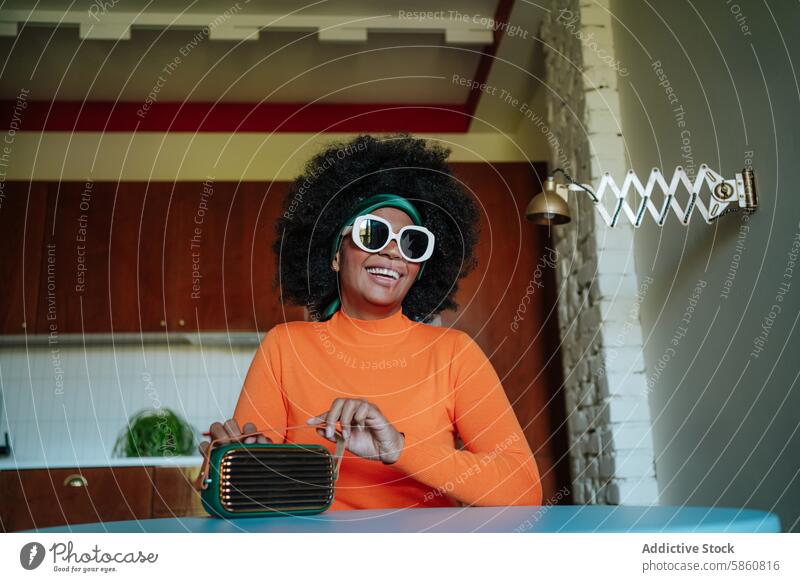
[326,305,415,347]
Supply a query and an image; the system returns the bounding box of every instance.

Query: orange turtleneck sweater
[233,307,542,510]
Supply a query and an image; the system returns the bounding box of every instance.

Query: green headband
[320,193,426,321]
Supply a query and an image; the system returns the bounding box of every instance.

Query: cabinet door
[0,467,153,532]
[162,181,225,332]
[35,181,116,333]
[109,182,170,332]
[31,182,171,333]
[17,180,304,334]
[151,466,205,518]
[165,181,304,331]
[0,182,48,334]
[242,182,306,328]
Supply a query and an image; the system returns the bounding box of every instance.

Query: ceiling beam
[0,9,495,45]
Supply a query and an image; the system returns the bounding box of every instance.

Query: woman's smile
[365,263,403,287]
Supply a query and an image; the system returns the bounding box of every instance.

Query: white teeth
[366,266,400,280]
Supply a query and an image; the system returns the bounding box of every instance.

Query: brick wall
[539,0,658,504]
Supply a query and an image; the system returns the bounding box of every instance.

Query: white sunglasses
[342,213,435,263]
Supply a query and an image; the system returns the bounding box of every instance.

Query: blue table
[29,505,780,533]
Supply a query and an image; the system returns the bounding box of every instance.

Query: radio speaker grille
[217,447,335,514]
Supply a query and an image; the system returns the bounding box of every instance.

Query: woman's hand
[198,419,271,457]
[308,398,404,464]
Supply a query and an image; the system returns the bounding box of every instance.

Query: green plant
[113,408,195,457]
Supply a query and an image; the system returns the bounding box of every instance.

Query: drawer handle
[64,474,88,488]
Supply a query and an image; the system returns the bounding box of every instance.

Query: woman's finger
[353,401,370,431]
[199,441,210,455]
[324,399,346,439]
[338,399,360,439]
[364,404,390,432]
[316,428,336,443]
[242,422,257,444]
[209,422,228,442]
[224,418,242,438]
[256,435,272,444]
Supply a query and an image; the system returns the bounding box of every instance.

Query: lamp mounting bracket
[566,165,757,227]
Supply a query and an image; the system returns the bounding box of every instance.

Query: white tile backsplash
[0,344,255,466]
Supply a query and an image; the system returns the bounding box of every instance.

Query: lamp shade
[525,177,572,225]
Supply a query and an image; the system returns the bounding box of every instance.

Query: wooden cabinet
[0,182,48,333]
[163,181,303,331]
[1,181,171,333]
[36,181,118,333]
[0,467,154,531]
[151,466,205,518]
[0,181,303,334]
[0,465,204,532]
[108,182,172,332]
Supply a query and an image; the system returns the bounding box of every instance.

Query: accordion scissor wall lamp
[526,166,758,227]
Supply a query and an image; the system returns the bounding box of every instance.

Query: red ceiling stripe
[0,101,471,133]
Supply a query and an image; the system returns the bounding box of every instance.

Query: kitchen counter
[28,505,782,533]
[0,455,202,470]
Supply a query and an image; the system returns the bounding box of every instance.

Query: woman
[200,134,542,510]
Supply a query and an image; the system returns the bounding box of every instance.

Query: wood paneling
[446,162,570,501]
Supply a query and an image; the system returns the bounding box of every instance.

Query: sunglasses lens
[400,229,431,261]
[357,218,390,250]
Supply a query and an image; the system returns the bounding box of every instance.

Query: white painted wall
[0,345,252,465]
[611,0,800,531]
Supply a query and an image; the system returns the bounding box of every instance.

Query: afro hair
[272,133,480,322]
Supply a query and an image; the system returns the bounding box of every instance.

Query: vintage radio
[196,431,344,518]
